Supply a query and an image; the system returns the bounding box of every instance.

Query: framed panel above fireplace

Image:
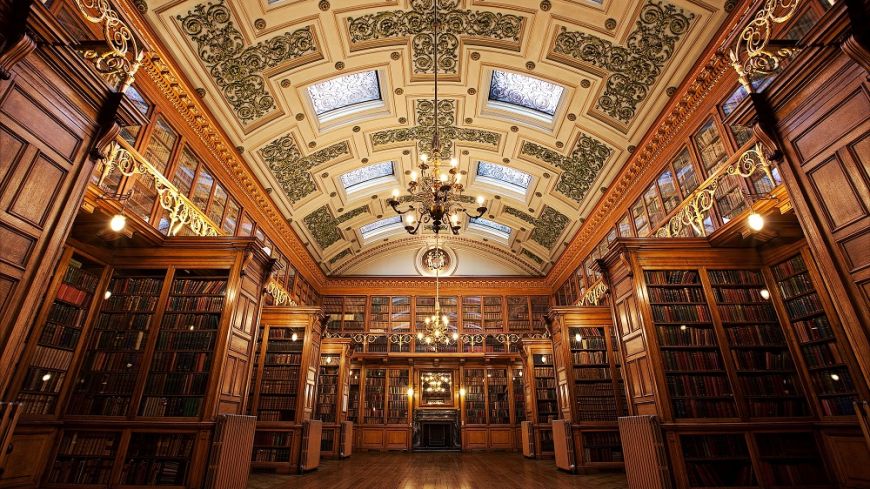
[420,370,454,407]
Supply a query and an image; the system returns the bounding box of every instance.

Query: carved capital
[0,0,36,80]
[842,34,870,74]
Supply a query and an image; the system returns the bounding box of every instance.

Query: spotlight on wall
[459,388,466,397]
[407,387,414,397]
[109,213,127,232]
[747,211,765,231]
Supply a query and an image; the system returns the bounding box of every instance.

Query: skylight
[308,71,381,116]
[488,70,564,116]
[340,161,395,191]
[360,216,402,240]
[469,217,512,240]
[476,161,532,194]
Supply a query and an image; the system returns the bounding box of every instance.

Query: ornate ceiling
[140,0,730,276]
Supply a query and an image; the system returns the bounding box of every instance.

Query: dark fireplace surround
[412,409,461,451]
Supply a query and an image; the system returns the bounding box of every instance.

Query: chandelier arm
[404,218,423,235]
[387,199,416,215]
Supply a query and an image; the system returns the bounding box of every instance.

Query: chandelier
[422,372,452,394]
[417,235,459,346]
[386,0,487,235]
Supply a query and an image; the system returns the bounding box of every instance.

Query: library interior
[0,0,868,488]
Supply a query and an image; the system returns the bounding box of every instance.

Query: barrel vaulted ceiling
[140,0,730,276]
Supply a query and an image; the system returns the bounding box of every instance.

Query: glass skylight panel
[476,161,531,193]
[340,161,395,191]
[308,71,381,116]
[469,217,511,239]
[360,216,402,239]
[488,70,564,116]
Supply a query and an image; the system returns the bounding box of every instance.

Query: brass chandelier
[386,0,487,236]
[416,234,459,346]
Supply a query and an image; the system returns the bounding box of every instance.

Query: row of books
[708,270,763,286]
[20,368,65,394]
[536,378,556,389]
[782,293,824,320]
[651,304,712,323]
[105,295,159,312]
[712,287,769,304]
[127,434,194,457]
[94,330,147,350]
[723,323,785,346]
[57,432,117,455]
[94,313,152,330]
[666,374,733,397]
[258,396,297,410]
[82,351,143,372]
[800,342,844,369]
[166,296,223,312]
[571,338,607,351]
[776,272,815,299]
[647,286,706,303]
[730,350,794,370]
[170,278,225,295]
[572,351,606,364]
[575,383,619,397]
[67,396,131,416]
[46,301,88,328]
[122,460,188,485]
[39,322,82,350]
[108,277,163,296]
[534,367,555,378]
[574,367,610,380]
[645,270,700,285]
[28,345,73,370]
[738,374,801,396]
[716,304,777,323]
[662,350,723,370]
[56,282,92,308]
[63,262,100,293]
[262,366,300,381]
[260,380,298,394]
[792,316,833,343]
[154,330,215,350]
[254,431,291,446]
[268,328,302,340]
[657,324,717,346]
[49,460,113,485]
[144,372,209,395]
[747,399,809,417]
[140,397,203,417]
[253,447,291,462]
[536,388,557,400]
[161,313,220,330]
[150,351,210,372]
[672,398,737,418]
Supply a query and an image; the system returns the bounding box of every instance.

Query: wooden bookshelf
[315,338,352,459]
[46,431,120,485]
[507,297,531,332]
[249,306,324,473]
[363,369,386,425]
[315,354,340,424]
[487,369,510,424]
[513,366,526,425]
[323,296,366,333]
[347,369,360,425]
[463,368,486,425]
[13,249,108,418]
[387,369,409,425]
[550,306,625,470]
[120,432,196,486]
[521,339,557,459]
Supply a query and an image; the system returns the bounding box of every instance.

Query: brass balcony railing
[654,143,775,238]
[266,278,297,307]
[729,0,803,92]
[72,0,145,92]
[98,138,223,237]
[577,280,608,307]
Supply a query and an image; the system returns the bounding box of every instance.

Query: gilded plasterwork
[347,0,524,74]
[304,204,369,249]
[260,136,350,205]
[552,1,693,122]
[521,249,544,265]
[520,134,613,204]
[371,99,500,159]
[177,0,319,122]
[504,206,569,249]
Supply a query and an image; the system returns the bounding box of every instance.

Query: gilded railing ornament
[577,280,608,307]
[73,0,145,92]
[352,333,381,344]
[99,139,222,237]
[266,278,297,306]
[729,0,802,91]
[389,334,413,348]
[655,144,773,238]
[494,333,521,351]
[461,334,486,349]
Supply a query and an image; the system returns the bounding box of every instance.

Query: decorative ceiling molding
[520,134,613,203]
[371,99,500,158]
[549,0,694,123]
[503,205,569,250]
[346,0,526,76]
[547,51,732,288]
[260,135,351,204]
[303,204,368,249]
[333,234,540,276]
[322,275,550,295]
[177,0,322,123]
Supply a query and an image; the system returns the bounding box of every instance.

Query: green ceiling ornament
[328,248,353,264]
[551,0,693,122]
[521,249,544,265]
[178,0,319,122]
[260,136,350,205]
[304,205,369,250]
[520,134,612,204]
[504,206,569,249]
[371,99,500,159]
[347,0,524,75]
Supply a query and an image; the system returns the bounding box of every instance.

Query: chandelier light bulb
[449,157,458,167]
[407,387,414,397]
[434,330,441,337]
[392,188,400,198]
[747,211,765,231]
[455,173,462,182]
[426,337,433,344]
[424,316,431,324]
[420,153,429,163]
[291,332,298,342]
[459,388,466,397]
[410,171,418,181]
[42,373,52,382]
[439,173,448,182]
[109,213,127,232]
[450,214,459,224]
[417,332,424,340]
[406,215,416,224]
[476,195,485,205]
[442,315,449,324]
[760,288,771,300]
[452,332,459,340]
[575,333,582,343]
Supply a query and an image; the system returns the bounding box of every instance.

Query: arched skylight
[308,71,382,116]
[476,161,531,194]
[469,217,512,240]
[340,161,395,191]
[360,216,402,240]
[488,70,564,116]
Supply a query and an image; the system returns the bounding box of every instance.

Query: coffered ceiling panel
[141,0,730,276]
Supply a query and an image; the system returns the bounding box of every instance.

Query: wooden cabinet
[248,306,324,473]
[520,339,557,458]
[315,338,352,458]
[550,306,626,470]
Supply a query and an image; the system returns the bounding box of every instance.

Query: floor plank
[248,452,629,489]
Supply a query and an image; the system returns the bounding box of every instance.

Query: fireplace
[412,409,460,451]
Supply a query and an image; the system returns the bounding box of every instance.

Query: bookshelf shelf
[121,433,195,486]
[364,369,386,425]
[387,369,409,424]
[532,354,557,424]
[464,368,486,425]
[47,431,120,485]
[255,327,303,422]
[315,354,339,423]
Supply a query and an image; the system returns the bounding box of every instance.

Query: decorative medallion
[520,134,613,203]
[347,0,524,75]
[260,136,350,204]
[178,0,320,123]
[551,1,693,122]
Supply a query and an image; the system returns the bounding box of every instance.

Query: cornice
[546,51,732,288]
[323,276,550,295]
[116,1,327,288]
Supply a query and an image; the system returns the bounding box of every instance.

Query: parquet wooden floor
[247,452,629,489]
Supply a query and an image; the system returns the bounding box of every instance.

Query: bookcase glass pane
[68,269,165,416]
[49,431,120,485]
[364,369,386,424]
[464,368,486,424]
[680,434,757,487]
[533,353,557,423]
[256,327,303,422]
[17,254,103,416]
[316,354,340,423]
[694,118,729,173]
[488,369,510,424]
[122,433,195,485]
